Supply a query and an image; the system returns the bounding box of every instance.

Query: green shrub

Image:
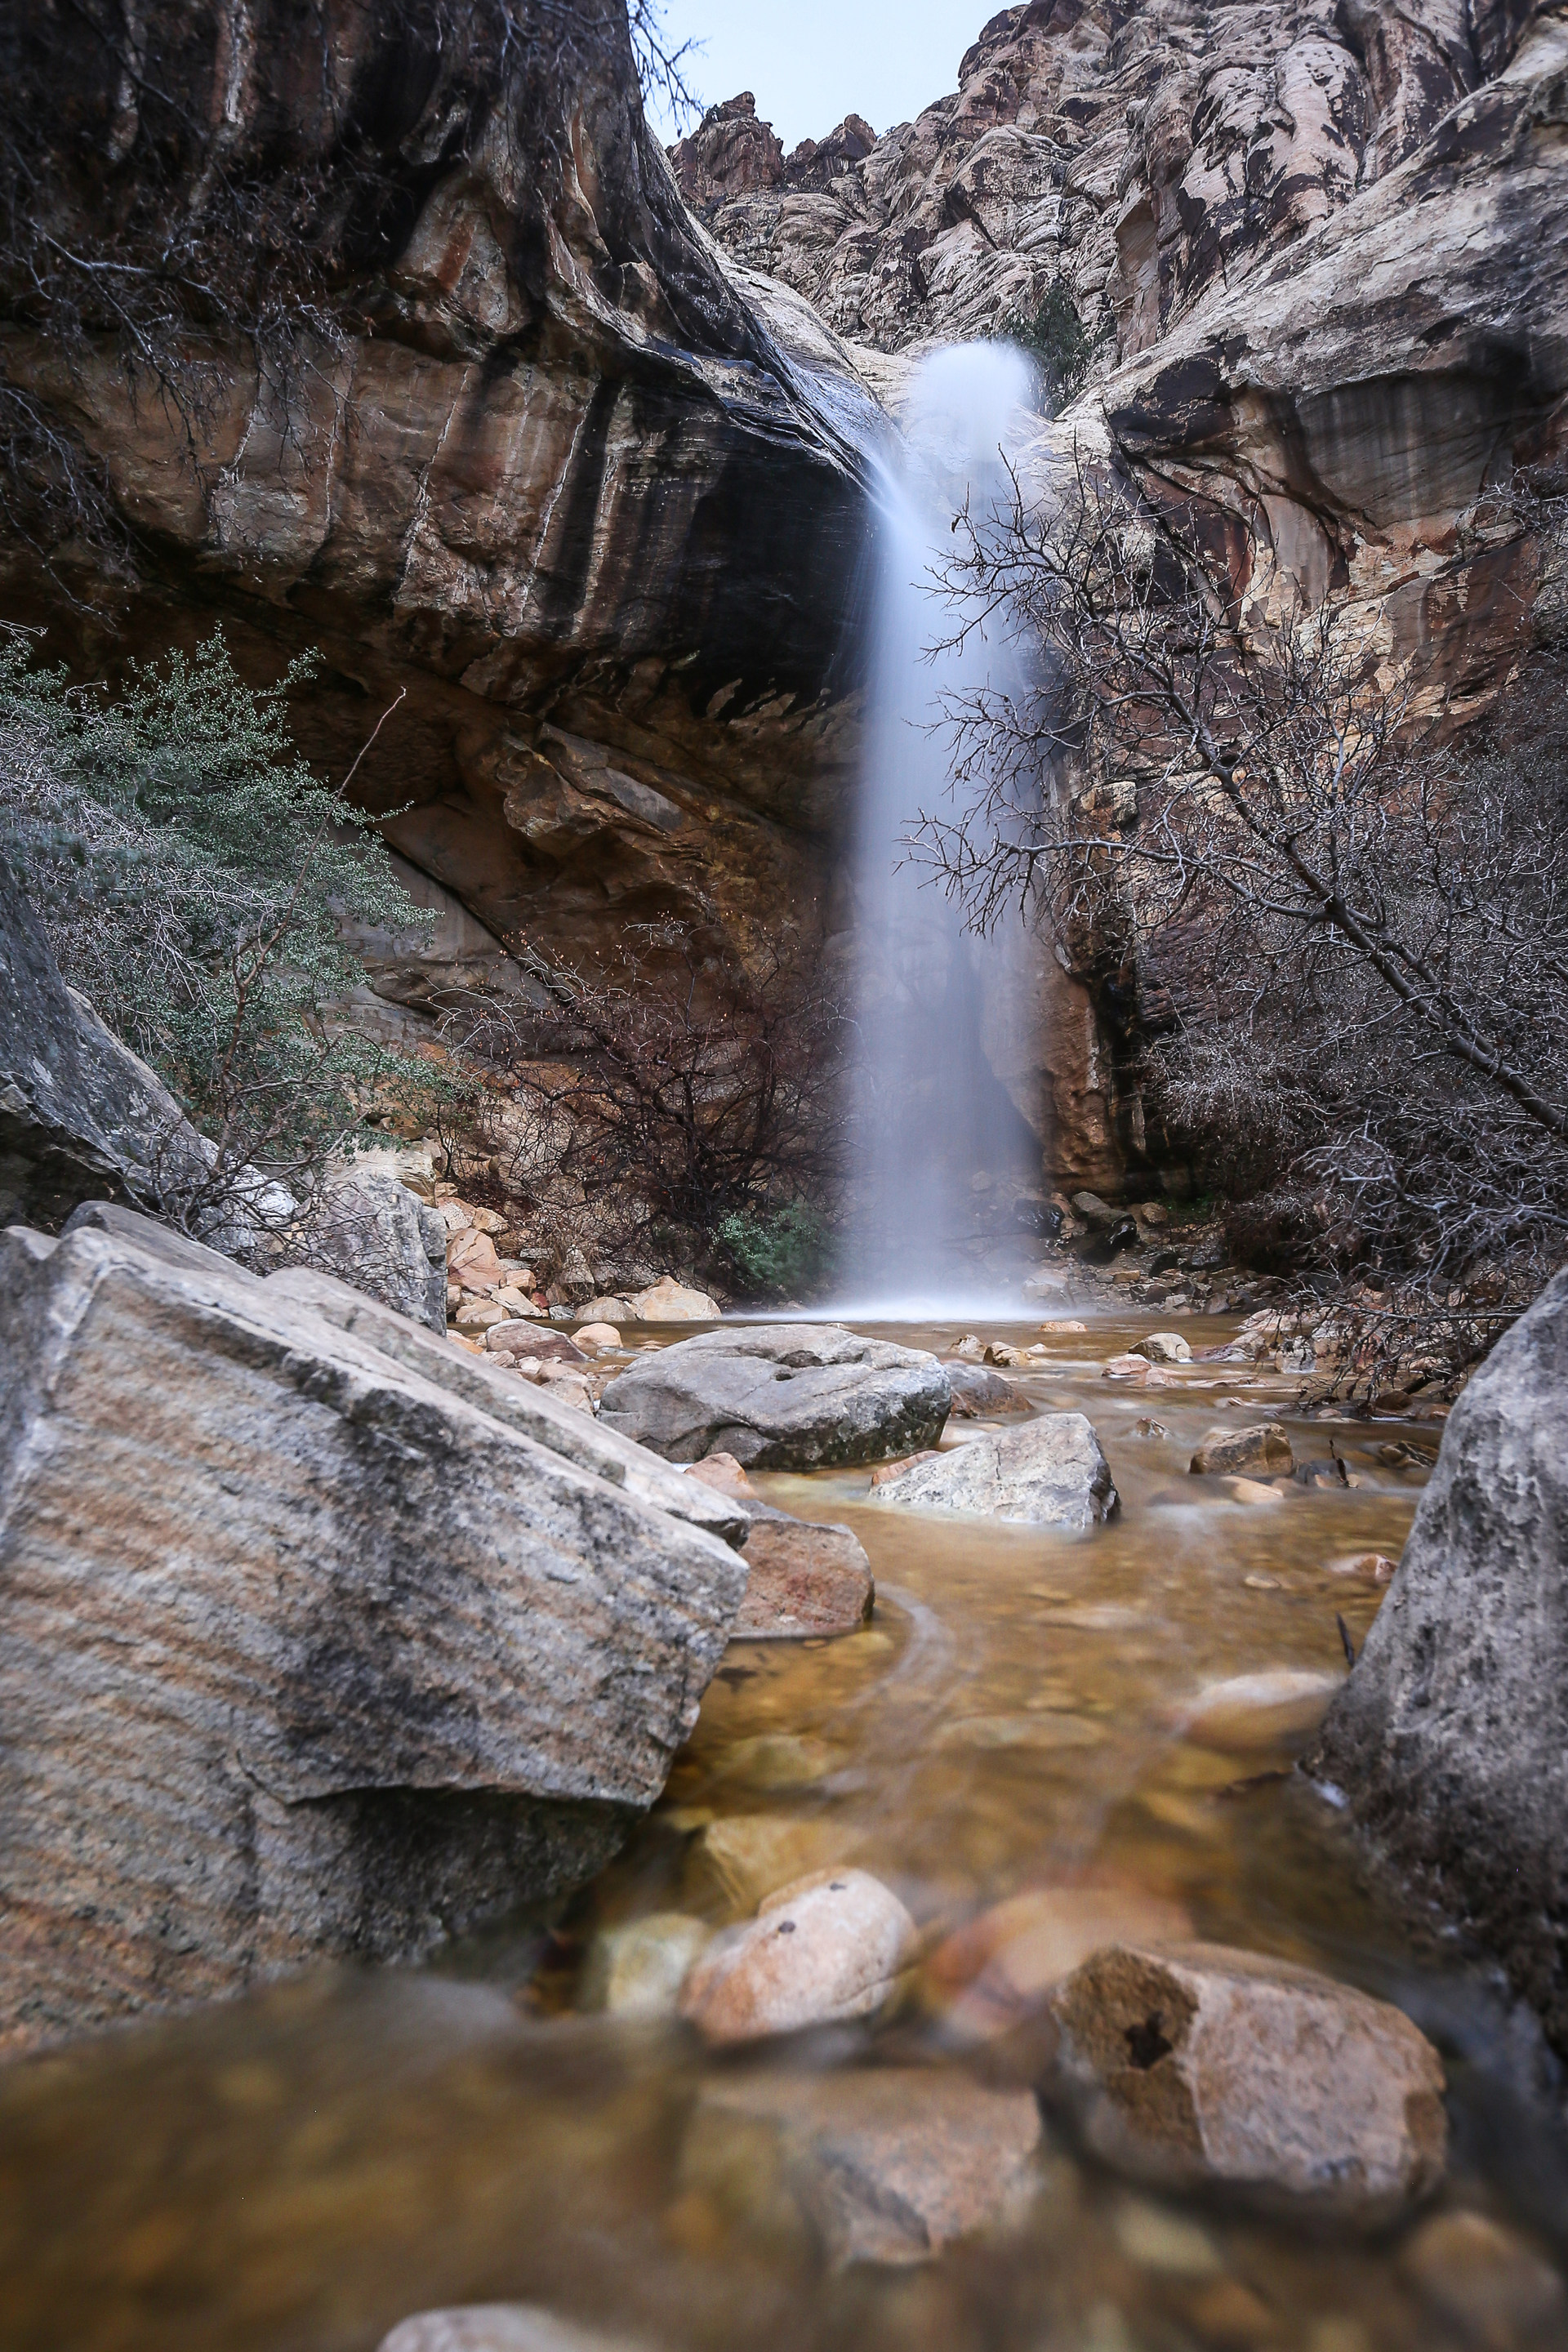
[1002,278,1100,402]
[0,625,457,1240]
[715,1200,831,1299]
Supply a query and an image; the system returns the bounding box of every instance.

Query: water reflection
[2,1316,1565,2352]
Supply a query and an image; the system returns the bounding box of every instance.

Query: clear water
[3,1316,1565,2352]
[842,346,1047,1316]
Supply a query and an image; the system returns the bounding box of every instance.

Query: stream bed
[2,1316,1566,2352]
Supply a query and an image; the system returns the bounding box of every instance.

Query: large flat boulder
[597,1325,950,1468]
[867,1414,1118,1530]
[0,1214,746,2053]
[1307,1267,1568,2058]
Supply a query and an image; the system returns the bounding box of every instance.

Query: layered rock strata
[0,1213,746,2052]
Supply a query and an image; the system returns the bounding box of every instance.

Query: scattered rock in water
[1103,1354,1169,1385]
[1038,1320,1089,1334]
[946,1361,1030,1416]
[1181,1669,1343,1749]
[1326,1552,1398,1582]
[1189,1423,1294,1478]
[734,1518,875,1639]
[693,1815,858,1913]
[1218,1476,1285,1507]
[952,1334,987,1361]
[572,1321,622,1353]
[1132,1332,1192,1365]
[578,1913,714,2018]
[869,1450,943,1486]
[867,1414,1118,1530]
[683,2065,1041,2265]
[379,2309,649,2352]
[925,1885,1194,2043]
[933,1713,1104,1753]
[678,1869,915,2044]
[1133,1419,1171,1440]
[484,1324,587,1364]
[1049,1941,1446,2222]
[1398,2209,1565,2345]
[714,1734,841,1793]
[1111,2195,1223,2276]
[599,1325,951,1469]
[983,1341,1030,1368]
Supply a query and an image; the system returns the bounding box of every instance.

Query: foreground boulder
[683,2067,1041,2266]
[1049,1943,1446,2224]
[678,1869,915,2044]
[598,1325,950,1468]
[0,1213,746,2052]
[1307,1267,1568,2058]
[867,1414,1118,1530]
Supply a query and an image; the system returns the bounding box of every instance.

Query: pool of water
[2,1316,1565,2352]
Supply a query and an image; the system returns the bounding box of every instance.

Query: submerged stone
[678,1869,915,2044]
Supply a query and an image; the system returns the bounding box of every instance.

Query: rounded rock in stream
[926,1886,1195,2042]
[1181,1668,1343,1749]
[380,2309,652,2352]
[867,1413,1118,1530]
[1048,1941,1446,2223]
[1190,1423,1294,1477]
[678,1868,916,2044]
[598,1325,950,1468]
[733,1517,875,1638]
[681,2065,1042,2266]
[578,1913,714,2019]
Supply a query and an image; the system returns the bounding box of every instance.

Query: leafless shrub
[915,447,1568,1378]
[439,924,847,1295]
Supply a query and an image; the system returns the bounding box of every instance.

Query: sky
[644,0,969,154]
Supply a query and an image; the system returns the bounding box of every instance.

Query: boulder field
[0,1210,748,2053]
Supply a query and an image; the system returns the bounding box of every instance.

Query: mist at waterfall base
[835,342,1045,1317]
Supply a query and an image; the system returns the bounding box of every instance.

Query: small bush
[715,1200,831,1300]
[1002,279,1099,402]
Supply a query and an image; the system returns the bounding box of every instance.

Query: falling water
[840,342,1044,1313]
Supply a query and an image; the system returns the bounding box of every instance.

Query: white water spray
[839,343,1043,1315]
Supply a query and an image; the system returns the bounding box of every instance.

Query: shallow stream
[3,1316,1566,2352]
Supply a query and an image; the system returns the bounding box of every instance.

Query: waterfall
[839,341,1043,1315]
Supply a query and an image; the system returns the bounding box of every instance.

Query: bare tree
[916,449,1568,1362]
[440,924,846,1294]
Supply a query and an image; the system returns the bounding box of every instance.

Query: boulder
[572,1322,621,1353]
[733,1518,875,1639]
[678,1869,915,2043]
[0,854,216,1234]
[1049,1942,1447,2223]
[624,1276,719,1321]
[598,1324,951,1469]
[380,2311,648,2352]
[1181,1669,1343,1749]
[1133,1332,1192,1365]
[447,1226,505,1293]
[682,2067,1041,2266]
[1307,1267,1568,2058]
[867,1414,1117,1530]
[577,1913,714,2019]
[289,1174,448,1332]
[946,1361,1031,1416]
[0,1213,747,2051]
[1189,1424,1294,1477]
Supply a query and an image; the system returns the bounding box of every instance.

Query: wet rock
[715,1734,840,1792]
[1133,1419,1171,1440]
[379,2310,648,2352]
[1038,1320,1089,1334]
[1307,1267,1568,2057]
[867,1414,1117,1530]
[693,1815,858,1913]
[1398,2209,1565,2346]
[1181,1670,1343,1749]
[734,1519,875,1639]
[572,1321,622,1353]
[1103,1354,1169,1385]
[928,1885,1194,2042]
[1219,1477,1285,1508]
[946,1361,1031,1416]
[1072,1192,1122,1228]
[1190,1424,1294,1478]
[484,1325,588,1365]
[599,1325,950,1469]
[684,1450,762,1502]
[952,1335,987,1361]
[1049,1942,1446,2222]
[1326,1552,1398,1583]
[0,1213,746,2051]
[678,1869,915,2044]
[578,1913,714,2019]
[1134,1332,1192,1365]
[869,1449,943,1486]
[683,2066,1042,2266]
[623,1276,719,1322]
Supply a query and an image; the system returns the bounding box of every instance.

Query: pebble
[693,1815,858,1913]
[1133,1418,1170,1439]
[1190,1423,1294,1477]
[577,1913,714,2018]
[1325,1552,1397,1582]
[715,1734,840,1792]
[926,1884,1194,2041]
[1180,1669,1343,1749]
[572,1321,621,1352]
[1398,2209,1565,2345]
[678,1869,915,2044]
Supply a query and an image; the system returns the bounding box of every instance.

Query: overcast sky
[645,0,971,154]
